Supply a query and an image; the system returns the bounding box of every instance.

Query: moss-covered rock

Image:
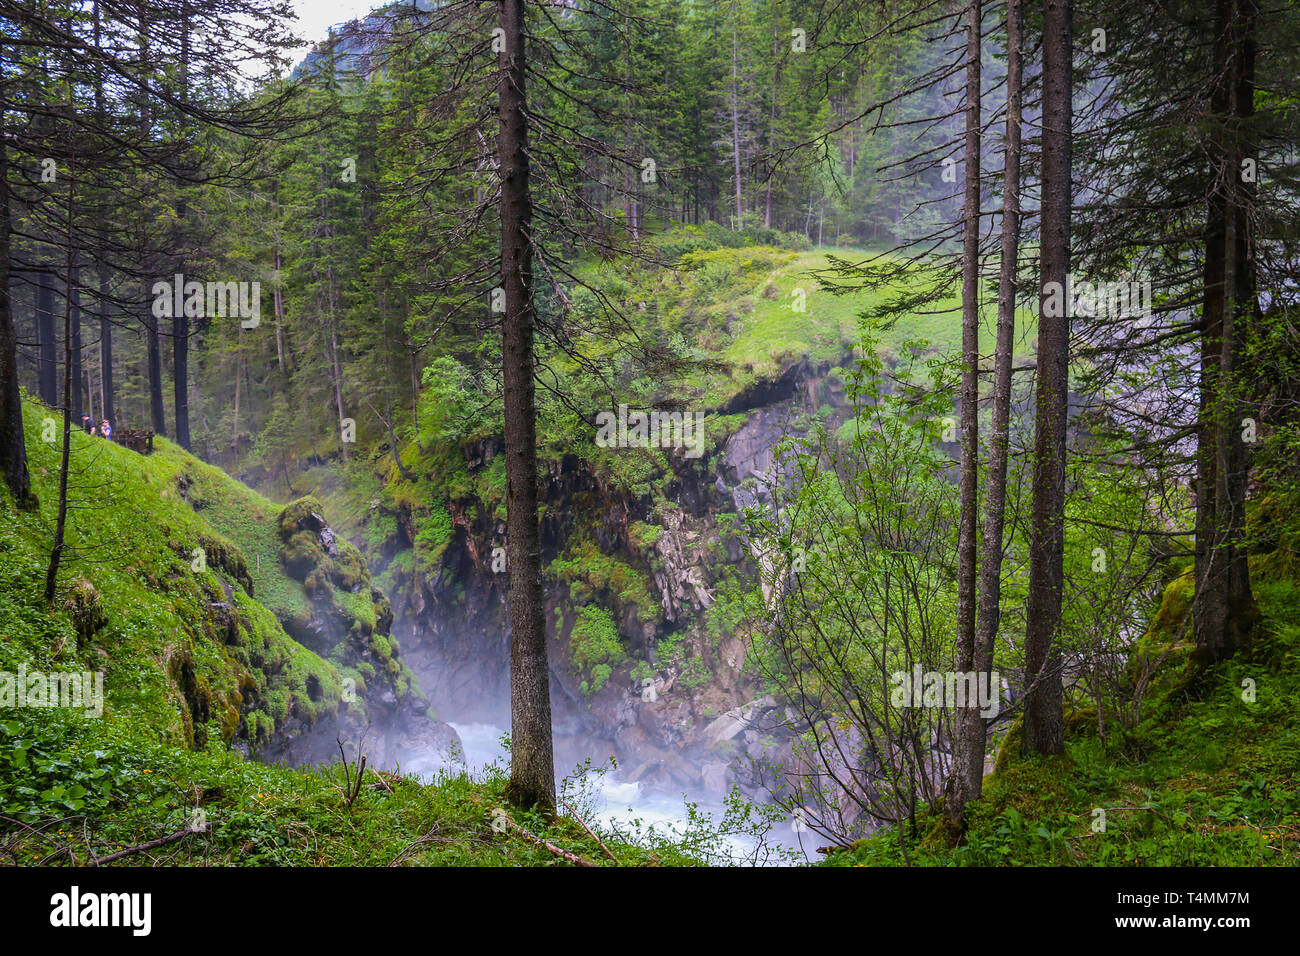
[61,577,105,640]
[330,540,367,591]
[277,496,330,540]
[281,530,322,580]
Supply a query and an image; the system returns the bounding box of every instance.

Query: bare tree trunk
[0,108,33,505]
[37,269,58,407]
[147,307,166,436]
[624,162,637,240]
[1194,0,1258,661]
[273,242,286,374]
[230,327,242,452]
[328,270,348,463]
[172,1,192,450]
[93,0,114,429]
[764,19,779,230]
[1196,0,1233,663]
[950,0,983,826]
[370,399,415,481]
[45,168,76,602]
[731,16,744,227]
[498,0,555,814]
[1022,0,1072,757]
[173,311,189,447]
[138,5,164,438]
[622,28,640,242]
[411,344,429,454]
[70,267,83,416]
[84,349,94,425]
[97,263,113,426]
[1225,0,1260,641]
[971,0,1021,807]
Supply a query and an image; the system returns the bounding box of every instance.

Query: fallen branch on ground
[388,824,441,866]
[492,812,596,867]
[562,800,618,864]
[90,824,210,866]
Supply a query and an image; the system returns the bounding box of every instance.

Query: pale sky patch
[290,0,384,45]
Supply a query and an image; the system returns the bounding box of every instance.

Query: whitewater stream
[409,720,816,865]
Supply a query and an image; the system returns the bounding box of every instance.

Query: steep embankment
[1,395,699,865]
[1,396,452,767]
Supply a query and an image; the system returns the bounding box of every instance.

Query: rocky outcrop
[359,361,856,798]
[651,508,714,623]
[256,496,463,772]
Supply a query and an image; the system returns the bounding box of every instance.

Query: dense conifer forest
[0,0,1297,926]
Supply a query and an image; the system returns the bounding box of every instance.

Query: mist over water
[379,609,814,862]
[404,713,814,865]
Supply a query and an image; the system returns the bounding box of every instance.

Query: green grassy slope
[1,396,690,865]
[575,238,1038,412]
[2,397,344,748]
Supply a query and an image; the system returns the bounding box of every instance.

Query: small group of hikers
[80,415,114,441]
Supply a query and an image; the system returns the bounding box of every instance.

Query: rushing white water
[412,721,815,865]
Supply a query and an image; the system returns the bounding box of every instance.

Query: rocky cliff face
[363,360,853,800]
